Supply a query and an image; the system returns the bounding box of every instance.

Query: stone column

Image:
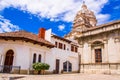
[114,38,120,62]
[103,40,108,63]
[79,44,83,63]
[88,43,92,63]
[79,44,84,73]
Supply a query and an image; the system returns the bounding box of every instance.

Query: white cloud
[96,14,110,25]
[0,0,110,24]
[114,6,120,10]
[0,15,19,33]
[58,24,65,31]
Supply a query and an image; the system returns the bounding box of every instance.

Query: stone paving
[0,73,120,80]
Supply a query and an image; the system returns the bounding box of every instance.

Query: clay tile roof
[0,30,55,48]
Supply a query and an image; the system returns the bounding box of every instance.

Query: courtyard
[0,73,120,80]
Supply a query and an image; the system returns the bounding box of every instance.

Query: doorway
[63,61,72,72]
[55,59,60,74]
[3,50,14,73]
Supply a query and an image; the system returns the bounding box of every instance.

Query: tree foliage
[32,62,50,71]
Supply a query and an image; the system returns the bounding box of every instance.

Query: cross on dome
[83,0,85,4]
[82,0,87,9]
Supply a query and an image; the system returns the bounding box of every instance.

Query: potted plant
[32,62,50,75]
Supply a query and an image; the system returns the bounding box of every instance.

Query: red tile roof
[0,31,55,48]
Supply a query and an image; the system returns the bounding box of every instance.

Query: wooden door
[55,59,60,74]
[4,50,14,73]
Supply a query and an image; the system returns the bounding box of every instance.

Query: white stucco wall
[0,36,79,73]
[0,40,52,71]
[51,37,79,72]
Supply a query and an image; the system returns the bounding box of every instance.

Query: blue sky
[0,0,120,37]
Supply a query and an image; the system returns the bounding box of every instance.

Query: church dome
[73,2,97,29]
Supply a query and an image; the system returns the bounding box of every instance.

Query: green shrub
[32,62,50,71]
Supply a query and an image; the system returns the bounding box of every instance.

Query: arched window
[33,53,36,63]
[63,61,72,72]
[38,54,41,62]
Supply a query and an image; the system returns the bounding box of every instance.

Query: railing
[80,63,120,74]
[0,65,21,74]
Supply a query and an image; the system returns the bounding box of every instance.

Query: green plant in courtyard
[32,62,50,74]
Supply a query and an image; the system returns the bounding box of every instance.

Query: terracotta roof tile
[0,31,54,48]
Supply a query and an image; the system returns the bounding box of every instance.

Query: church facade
[65,3,120,74]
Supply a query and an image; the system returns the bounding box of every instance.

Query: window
[59,43,63,49]
[71,45,78,52]
[38,54,41,62]
[55,42,66,50]
[68,62,72,72]
[75,47,78,52]
[33,53,36,63]
[71,45,74,51]
[63,61,72,72]
[95,49,102,63]
[64,44,66,50]
[63,61,67,71]
[55,42,58,48]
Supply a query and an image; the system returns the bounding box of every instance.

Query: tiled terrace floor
[0,73,120,80]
